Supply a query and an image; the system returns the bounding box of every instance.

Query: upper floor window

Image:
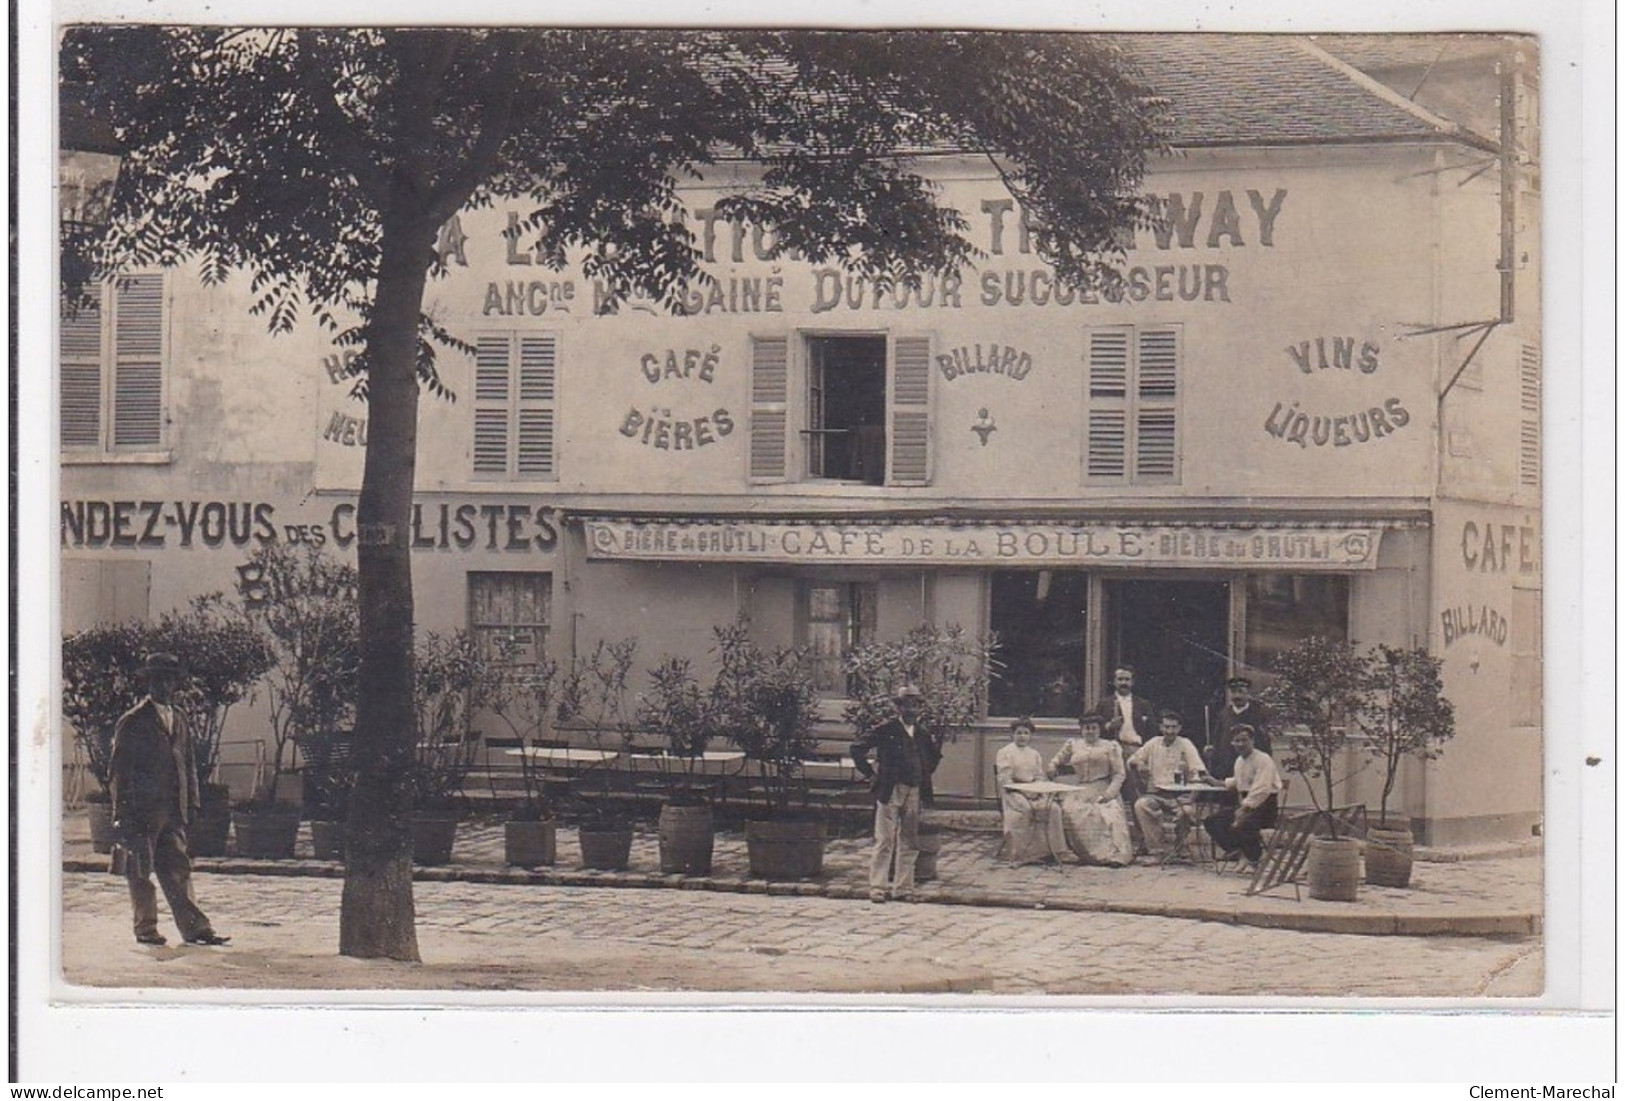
[472,332,558,481]
[60,274,166,453]
[749,331,932,487]
[1083,324,1181,484]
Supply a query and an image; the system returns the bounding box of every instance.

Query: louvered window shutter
[1084,325,1180,483]
[1085,328,1129,479]
[749,336,789,482]
[1518,343,1540,489]
[888,335,932,485]
[60,285,104,449]
[515,334,558,480]
[1134,327,1180,481]
[112,275,164,448]
[472,335,513,477]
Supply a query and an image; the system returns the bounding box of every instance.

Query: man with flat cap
[1207,675,1274,783]
[851,683,941,903]
[109,652,229,947]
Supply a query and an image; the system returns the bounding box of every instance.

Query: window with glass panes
[468,573,552,669]
[800,581,876,696]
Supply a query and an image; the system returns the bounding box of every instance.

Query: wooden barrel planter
[745,819,825,881]
[1365,824,1415,888]
[1306,836,1362,901]
[189,809,232,857]
[578,823,634,870]
[658,804,715,875]
[504,819,558,868]
[411,815,459,866]
[85,799,117,855]
[231,809,301,860]
[309,820,347,862]
[914,824,944,882]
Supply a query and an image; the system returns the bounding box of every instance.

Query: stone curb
[63,856,1540,938]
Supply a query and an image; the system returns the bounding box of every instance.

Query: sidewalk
[61,813,1541,938]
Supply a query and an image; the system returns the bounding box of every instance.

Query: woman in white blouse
[994,717,1052,864]
[1047,712,1135,867]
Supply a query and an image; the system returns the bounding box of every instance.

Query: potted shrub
[556,639,638,870]
[483,641,563,868]
[1354,645,1455,887]
[408,630,487,865]
[300,725,357,861]
[62,621,148,853]
[1258,636,1369,902]
[843,624,994,880]
[712,622,824,880]
[238,544,359,860]
[153,594,275,857]
[638,656,719,875]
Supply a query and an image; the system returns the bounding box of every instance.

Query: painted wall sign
[618,407,735,450]
[1460,519,1540,575]
[1440,604,1510,647]
[937,344,1033,382]
[585,520,1382,569]
[642,346,721,384]
[1287,337,1382,374]
[1263,398,1411,448]
[62,499,559,554]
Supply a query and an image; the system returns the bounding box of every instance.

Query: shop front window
[469,572,552,669]
[988,570,1088,718]
[1242,574,1350,679]
[800,581,876,696]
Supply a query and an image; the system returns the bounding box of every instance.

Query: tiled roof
[1118,34,1491,150]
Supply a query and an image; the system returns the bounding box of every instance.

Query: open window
[748,332,932,486]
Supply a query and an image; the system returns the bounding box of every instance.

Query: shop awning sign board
[584,519,1385,569]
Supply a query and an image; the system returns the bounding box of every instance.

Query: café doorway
[1101,578,1231,745]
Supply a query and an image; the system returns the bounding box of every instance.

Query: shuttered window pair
[747,333,933,486]
[1084,325,1181,483]
[59,275,166,453]
[472,332,558,481]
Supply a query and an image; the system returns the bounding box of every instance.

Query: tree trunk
[340,206,436,961]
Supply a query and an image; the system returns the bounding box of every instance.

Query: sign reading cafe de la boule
[586,520,1383,569]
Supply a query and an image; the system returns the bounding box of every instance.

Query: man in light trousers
[851,684,941,903]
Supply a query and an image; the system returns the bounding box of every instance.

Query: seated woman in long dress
[994,717,1054,864]
[1047,712,1135,867]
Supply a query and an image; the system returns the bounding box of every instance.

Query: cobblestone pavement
[60,867,1541,997]
[62,815,1542,937]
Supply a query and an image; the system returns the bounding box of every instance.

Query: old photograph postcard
[15,0,1611,1083]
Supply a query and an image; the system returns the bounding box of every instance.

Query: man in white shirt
[1203,725,1283,867]
[1126,710,1209,858]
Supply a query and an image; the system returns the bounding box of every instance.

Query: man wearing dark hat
[109,652,229,946]
[1207,675,1274,783]
[850,683,941,903]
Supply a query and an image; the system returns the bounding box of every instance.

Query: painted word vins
[1441,604,1509,647]
[1287,337,1382,374]
[1263,398,1411,448]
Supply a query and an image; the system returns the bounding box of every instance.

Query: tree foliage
[710,620,822,818]
[241,543,361,805]
[1259,637,1455,833]
[842,624,994,743]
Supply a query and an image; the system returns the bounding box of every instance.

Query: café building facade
[59,36,1541,844]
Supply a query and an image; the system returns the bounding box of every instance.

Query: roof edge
[1293,38,1502,154]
